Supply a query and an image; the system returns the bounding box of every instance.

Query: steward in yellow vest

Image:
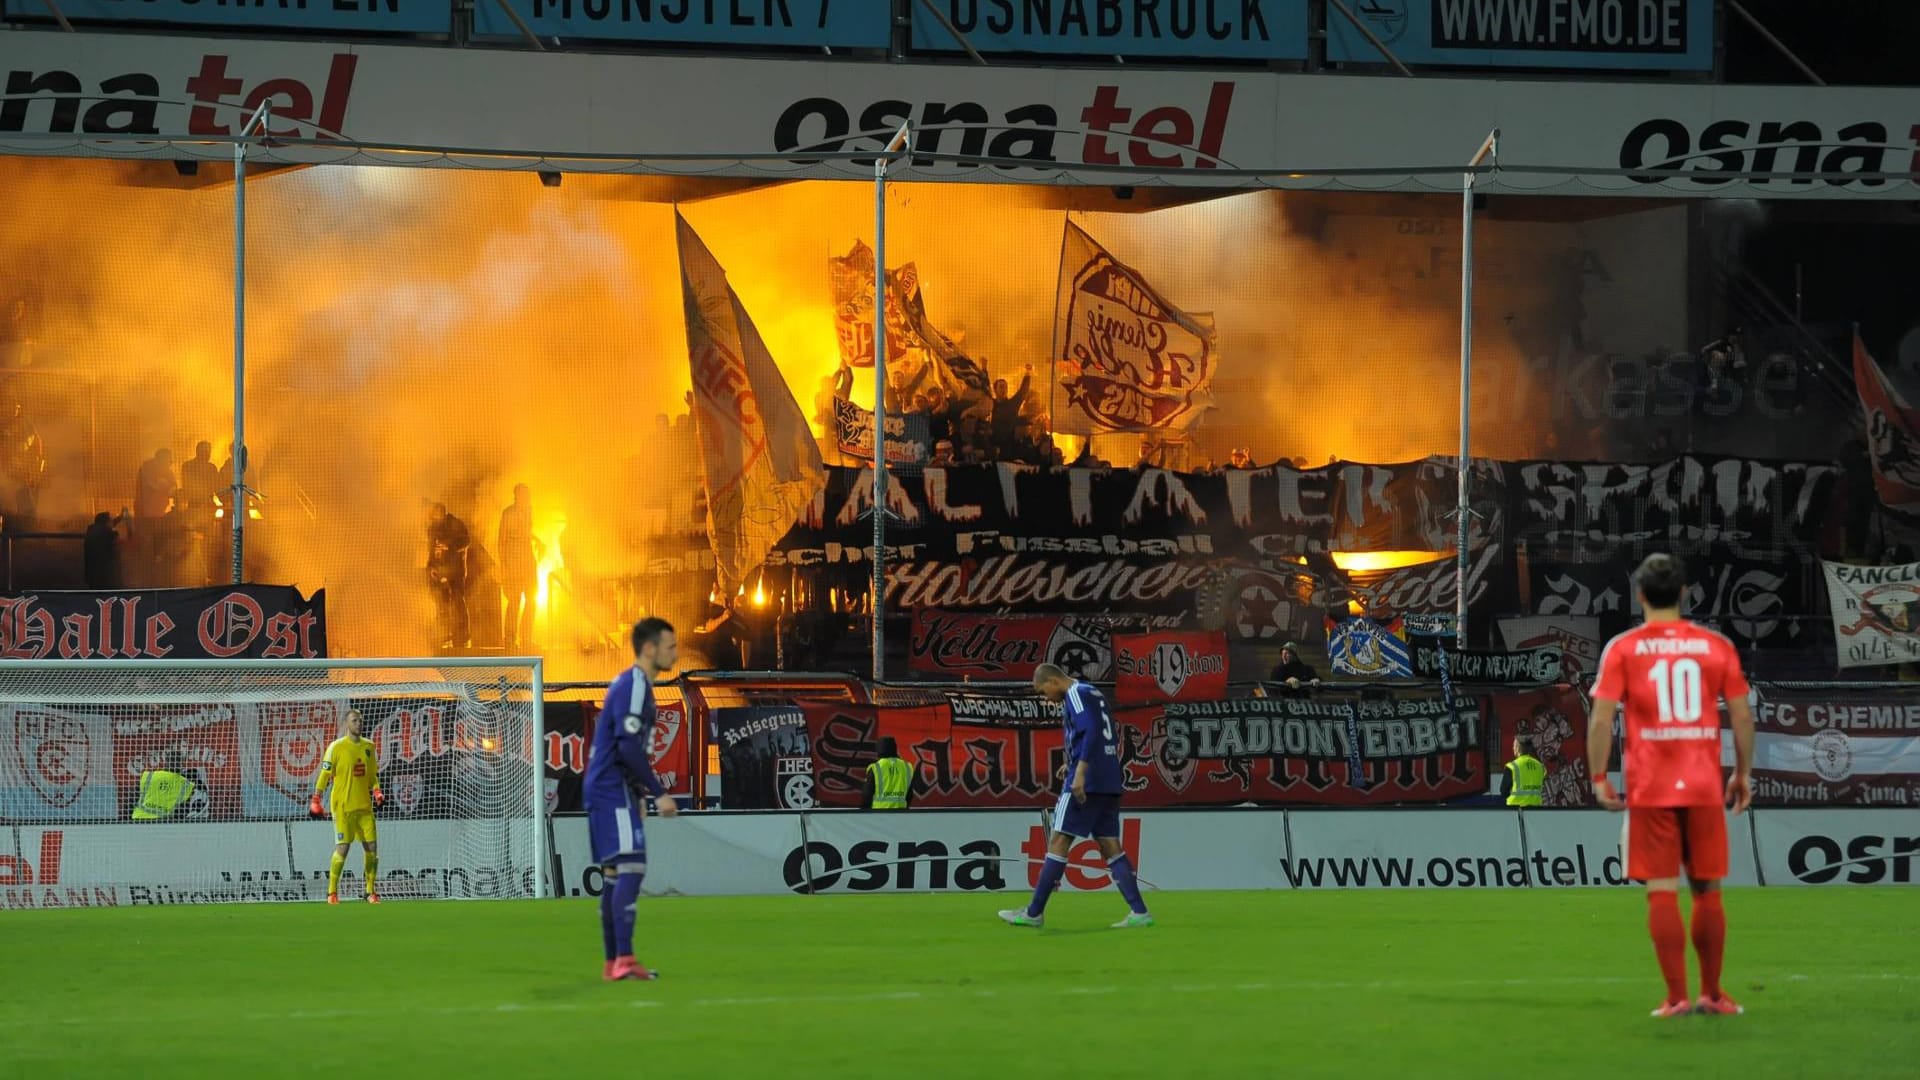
[133,753,197,821]
[862,736,913,810]
[1505,736,1547,807]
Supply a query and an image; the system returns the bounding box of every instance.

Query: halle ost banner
[0,585,326,660]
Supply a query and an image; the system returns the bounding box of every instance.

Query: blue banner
[10,0,451,34]
[911,0,1309,60]
[472,0,887,46]
[1328,0,1712,71]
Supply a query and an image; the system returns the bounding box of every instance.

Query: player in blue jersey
[999,663,1154,929]
[584,617,679,981]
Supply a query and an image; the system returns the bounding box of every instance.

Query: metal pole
[1457,128,1498,647]
[1726,1,1826,86]
[232,103,272,586]
[871,121,912,683]
[530,657,546,899]
[1325,0,1415,76]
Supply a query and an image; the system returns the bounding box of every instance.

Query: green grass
[2,890,1916,1078]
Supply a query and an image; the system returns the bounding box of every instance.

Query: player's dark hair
[1513,736,1533,757]
[1634,553,1686,610]
[876,736,898,758]
[631,617,674,655]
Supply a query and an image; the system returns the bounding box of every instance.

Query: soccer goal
[0,658,545,908]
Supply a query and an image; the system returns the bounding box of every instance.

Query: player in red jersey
[1587,553,1756,1019]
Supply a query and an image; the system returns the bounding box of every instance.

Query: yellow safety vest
[867,757,912,810]
[132,769,195,821]
[1505,755,1546,807]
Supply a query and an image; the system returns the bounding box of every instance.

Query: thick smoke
[1,162,1607,676]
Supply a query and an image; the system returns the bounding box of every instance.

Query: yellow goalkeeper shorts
[332,809,377,845]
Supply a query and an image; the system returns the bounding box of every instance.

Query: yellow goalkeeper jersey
[316,736,380,811]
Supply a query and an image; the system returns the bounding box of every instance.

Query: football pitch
[3,889,1915,1078]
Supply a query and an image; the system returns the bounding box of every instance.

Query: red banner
[110,707,243,820]
[907,611,1060,679]
[0,585,326,660]
[1112,630,1229,705]
[1855,332,1920,515]
[1483,685,1595,807]
[805,687,1502,809]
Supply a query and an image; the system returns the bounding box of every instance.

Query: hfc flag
[677,212,826,595]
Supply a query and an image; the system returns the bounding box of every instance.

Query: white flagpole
[871,121,913,683]
[1457,128,1499,646]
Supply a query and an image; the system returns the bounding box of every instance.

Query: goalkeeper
[309,708,385,905]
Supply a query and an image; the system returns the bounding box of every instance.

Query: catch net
[0,659,542,908]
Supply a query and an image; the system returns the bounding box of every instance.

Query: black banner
[1527,548,1810,649]
[712,706,814,810]
[771,455,1834,621]
[0,585,326,659]
[832,397,931,469]
[1410,637,1562,684]
[944,690,1055,727]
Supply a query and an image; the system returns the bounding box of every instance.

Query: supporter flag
[1325,615,1412,678]
[1854,331,1920,515]
[1052,220,1217,435]
[676,213,826,595]
[827,240,909,368]
[828,240,991,402]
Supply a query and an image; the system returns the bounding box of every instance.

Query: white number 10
[1649,658,1703,723]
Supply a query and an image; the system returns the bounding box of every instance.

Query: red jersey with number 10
[1592,619,1750,808]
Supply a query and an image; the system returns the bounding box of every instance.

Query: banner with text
[1747,687,1920,807]
[473,0,885,46]
[799,687,1491,809]
[1411,638,1562,685]
[906,610,1178,681]
[539,699,692,814]
[832,397,931,468]
[9,0,450,34]
[1326,0,1713,71]
[712,706,815,811]
[1822,560,1920,669]
[1112,630,1230,705]
[911,0,1308,60]
[0,586,326,660]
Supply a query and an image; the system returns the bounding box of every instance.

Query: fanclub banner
[1410,637,1562,685]
[774,456,1832,621]
[1112,631,1229,705]
[1484,685,1597,807]
[1746,686,1920,806]
[802,687,1491,809]
[539,699,692,813]
[1498,616,1601,683]
[712,707,815,811]
[906,609,1177,681]
[0,693,537,822]
[0,586,327,660]
[1528,551,1808,650]
[1822,560,1920,669]
[832,397,931,468]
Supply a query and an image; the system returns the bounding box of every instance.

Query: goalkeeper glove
[308,794,324,818]
[371,788,385,810]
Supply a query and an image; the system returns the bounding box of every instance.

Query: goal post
[0,657,546,908]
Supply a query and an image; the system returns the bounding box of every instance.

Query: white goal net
[0,658,545,909]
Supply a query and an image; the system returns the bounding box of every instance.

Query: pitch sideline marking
[1,972,1914,1030]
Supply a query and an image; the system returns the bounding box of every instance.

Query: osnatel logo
[1785,832,1920,884]
[772,82,1237,170]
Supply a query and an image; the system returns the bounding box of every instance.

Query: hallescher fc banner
[1822,560,1920,669]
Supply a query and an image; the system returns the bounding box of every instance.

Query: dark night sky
[1722,1,1920,86]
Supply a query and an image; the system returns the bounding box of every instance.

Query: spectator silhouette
[498,484,537,650]
[83,512,123,588]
